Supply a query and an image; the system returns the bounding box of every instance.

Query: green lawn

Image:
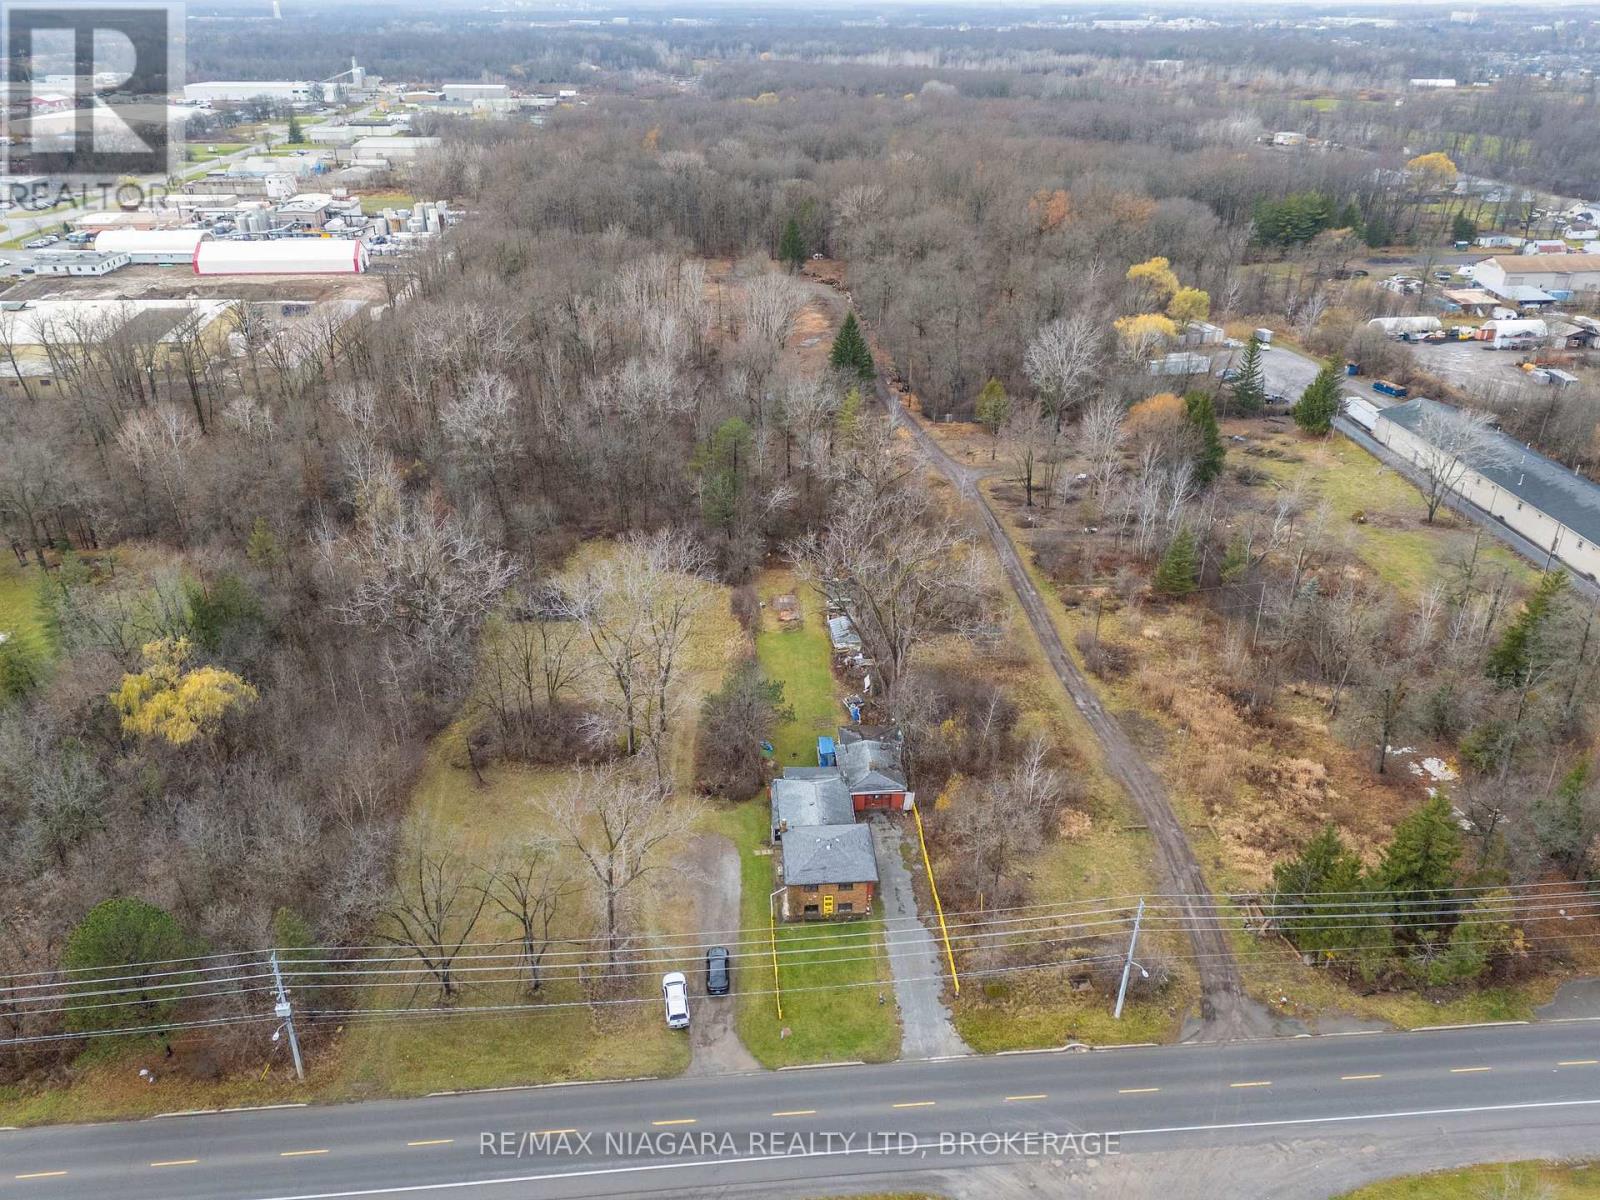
[360,190,419,215]
[756,568,839,767]
[1338,1161,1600,1199]
[718,800,899,1067]
[184,142,249,163]
[0,559,50,680]
[1250,430,1532,597]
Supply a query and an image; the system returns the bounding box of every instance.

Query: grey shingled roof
[837,736,905,793]
[771,776,855,836]
[781,823,879,885]
[1377,398,1600,551]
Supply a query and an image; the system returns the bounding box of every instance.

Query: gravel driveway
[669,832,760,1077]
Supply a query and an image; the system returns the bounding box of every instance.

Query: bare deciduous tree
[381,841,492,1002]
[482,839,575,995]
[537,761,700,971]
[1411,405,1506,524]
[1023,314,1103,426]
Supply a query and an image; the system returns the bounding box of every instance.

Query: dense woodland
[3,19,1600,1081]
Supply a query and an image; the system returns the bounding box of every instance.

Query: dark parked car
[705,946,730,996]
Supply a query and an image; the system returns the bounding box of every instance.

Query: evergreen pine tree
[1450,212,1477,244]
[1485,570,1568,689]
[1293,360,1342,435]
[1231,336,1267,416]
[1183,391,1225,484]
[286,112,304,145]
[1535,760,1592,875]
[829,312,874,380]
[1270,824,1371,956]
[975,377,1011,457]
[779,217,806,272]
[1220,532,1249,584]
[1336,200,1364,231]
[1376,793,1462,945]
[1153,527,1199,598]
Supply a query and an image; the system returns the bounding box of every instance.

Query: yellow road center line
[151,1159,200,1167]
[1450,1067,1492,1074]
[280,1149,330,1157]
[538,1129,578,1136]
[1230,1081,1272,1088]
[1005,1094,1048,1102]
[892,1101,936,1109]
[1119,1087,1161,1094]
[1560,1060,1599,1067]
[652,1119,696,1127]
[1341,1074,1383,1081]
[407,1139,454,1147]
[771,1110,817,1117]
[15,1171,67,1180]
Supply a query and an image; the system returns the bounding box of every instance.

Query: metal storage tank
[193,239,368,275]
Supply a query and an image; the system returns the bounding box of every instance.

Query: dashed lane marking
[1119,1088,1161,1095]
[1341,1074,1383,1081]
[651,1119,696,1127]
[14,1172,68,1180]
[151,1159,200,1167]
[1450,1067,1492,1074]
[771,1110,816,1118]
[1229,1081,1271,1089]
[281,1150,331,1158]
[407,1140,454,1147]
[891,1101,935,1109]
[1004,1094,1048,1102]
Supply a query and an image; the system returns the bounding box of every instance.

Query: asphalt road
[5,1021,1600,1199]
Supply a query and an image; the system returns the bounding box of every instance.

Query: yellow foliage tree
[1126,392,1186,438]
[1406,151,1458,193]
[111,637,258,746]
[1166,286,1211,326]
[1028,188,1073,233]
[1113,312,1177,356]
[1126,255,1179,301]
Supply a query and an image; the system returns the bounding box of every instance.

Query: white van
[662,971,690,1030]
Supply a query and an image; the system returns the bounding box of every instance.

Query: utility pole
[269,952,305,1082]
[1113,898,1145,1020]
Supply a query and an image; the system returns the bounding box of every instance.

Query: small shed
[827,615,862,653]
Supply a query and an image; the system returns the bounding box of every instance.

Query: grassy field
[0,559,50,682]
[1245,425,1532,597]
[360,190,419,214]
[184,142,249,163]
[1338,1161,1600,1199]
[755,567,840,767]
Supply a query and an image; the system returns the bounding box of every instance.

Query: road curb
[427,1075,661,1097]
[777,1060,865,1071]
[151,1102,307,1120]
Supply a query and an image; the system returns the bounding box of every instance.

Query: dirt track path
[871,371,1261,1039]
[792,272,1261,1038]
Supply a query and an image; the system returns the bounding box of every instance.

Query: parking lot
[1403,338,1559,396]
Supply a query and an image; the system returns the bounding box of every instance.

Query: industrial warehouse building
[1472,254,1600,299]
[1349,398,1600,581]
[94,228,212,265]
[193,239,368,275]
[183,81,317,104]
